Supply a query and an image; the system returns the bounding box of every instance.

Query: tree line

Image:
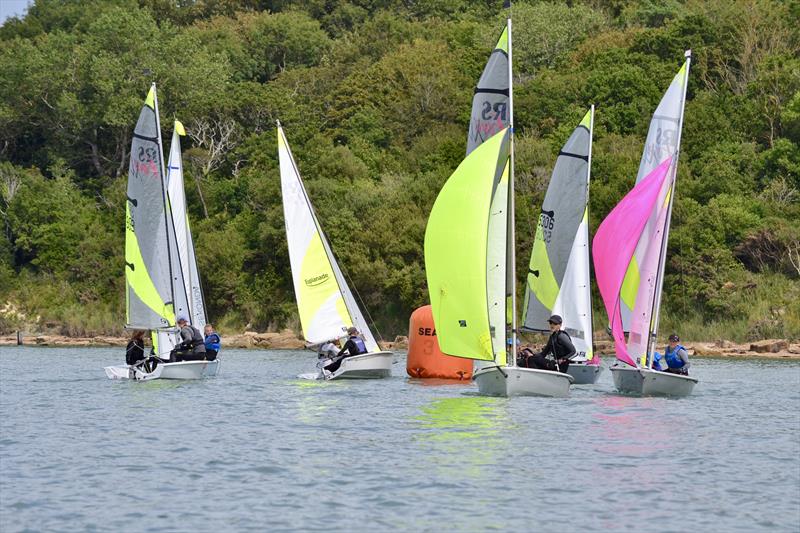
[1,0,798,341]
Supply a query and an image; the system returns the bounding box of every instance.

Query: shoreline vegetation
[2,332,797,360]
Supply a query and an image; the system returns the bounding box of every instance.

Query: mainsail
[620,58,690,330]
[277,123,379,352]
[467,24,510,156]
[125,84,176,331]
[425,128,511,361]
[521,108,594,361]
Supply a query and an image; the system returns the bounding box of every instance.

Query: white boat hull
[325,351,393,380]
[566,362,602,384]
[472,366,574,398]
[104,359,220,381]
[610,365,697,397]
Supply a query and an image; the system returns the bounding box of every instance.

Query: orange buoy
[406,305,472,380]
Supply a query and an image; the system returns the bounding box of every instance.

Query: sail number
[539,210,555,244]
[133,146,160,177]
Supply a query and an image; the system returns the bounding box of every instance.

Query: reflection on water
[291,378,338,424]
[413,396,510,477]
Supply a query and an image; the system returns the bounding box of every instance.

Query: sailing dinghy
[521,107,600,384]
[425,19,572,398]
[277,122,392,380]
[593,51,698,396]
[104,84,217,380]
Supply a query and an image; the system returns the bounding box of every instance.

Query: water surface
[1,347,798,532]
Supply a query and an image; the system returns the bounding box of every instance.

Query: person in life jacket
[522,315,576,373]
[204,324,221,361]
[171,315,207,362]
[323,327,368,375]
[663,334,690,375]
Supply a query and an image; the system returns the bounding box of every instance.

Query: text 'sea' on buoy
[406,305,472,380]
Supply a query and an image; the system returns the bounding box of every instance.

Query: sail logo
[305,273,329,287]
[539,209,555,243]
[644,126,677,166]
[470,102,508,144]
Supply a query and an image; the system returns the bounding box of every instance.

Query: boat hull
[610,366,697,397]
[327,351,393,380]
[104,360,220,381]
[566,362,602,384]
[472,366,574,398]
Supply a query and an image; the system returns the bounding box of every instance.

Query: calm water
[1,347,798,532]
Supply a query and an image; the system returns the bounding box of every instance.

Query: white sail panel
[166,121,206,329]
[486,160,510,359]
[550,209,593,360]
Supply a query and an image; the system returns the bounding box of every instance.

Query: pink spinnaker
[592,156,674,367]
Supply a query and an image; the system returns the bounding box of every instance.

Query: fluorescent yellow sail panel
[125,203,174,322]
[144,86,155,109]
[425,129,510,361]
[298,232,349,338]
[527,226,560,310]
[495,24,509,53]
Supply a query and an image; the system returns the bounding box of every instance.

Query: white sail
[166,120,206,329]
[277,123,379,352]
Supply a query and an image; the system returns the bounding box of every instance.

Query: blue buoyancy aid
[351,336,367,355]
[205,333,221,352]
[664,344,687,369]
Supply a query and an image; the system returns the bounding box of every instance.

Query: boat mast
[646,50,691,361]
[586,104,595,358]
[152,83,177,329]
[506,14,517,367]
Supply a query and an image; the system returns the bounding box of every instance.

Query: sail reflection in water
[413,397,511,476]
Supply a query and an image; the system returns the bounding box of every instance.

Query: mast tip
[684,49,692,58]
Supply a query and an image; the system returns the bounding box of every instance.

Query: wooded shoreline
[2,333,797,359]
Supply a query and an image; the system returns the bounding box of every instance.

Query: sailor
[525,315,576,373]
[663,334,690,375]
[204,324,221,361]
[171,315,207,362]
[126,330,146,366]
[324,327,368,374]
[649,351,664,371]
[318,339,339,359]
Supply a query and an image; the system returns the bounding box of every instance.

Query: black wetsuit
[525,330,576,373]
[126,338,145,365]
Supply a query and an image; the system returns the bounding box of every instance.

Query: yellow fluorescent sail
[425,128,510,361]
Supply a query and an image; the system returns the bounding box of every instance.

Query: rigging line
[338,263,386,345]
